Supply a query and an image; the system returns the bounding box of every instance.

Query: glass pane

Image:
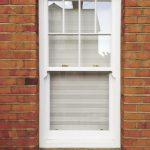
[48,0,63,32]
[96,0,112,33]
[81,0,95,33]
[65,0,79,33]
[81,35,110,67]
[50,72,109,130]
[49,35,78,67]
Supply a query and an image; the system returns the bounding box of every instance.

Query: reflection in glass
[48,0,112,67]
[96,0,112,33]
[49,35,78,67]
[96,0,112,59]
[81,0,97,33]
[65,0,79,33]
[48,0,63,32]
[81,35,110,67]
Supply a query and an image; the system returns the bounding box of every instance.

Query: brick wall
[0,0,39,149]
[0,0,150,149]
[122,0,150,150]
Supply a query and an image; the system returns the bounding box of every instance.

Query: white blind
[49,4,62,33]
[49,35,78,67]
[50,72,109,130]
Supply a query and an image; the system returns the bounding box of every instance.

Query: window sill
[47,67,112,72]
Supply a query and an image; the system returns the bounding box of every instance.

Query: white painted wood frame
[39,0,121,148]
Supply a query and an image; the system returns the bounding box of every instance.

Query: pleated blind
[50,72,109,130]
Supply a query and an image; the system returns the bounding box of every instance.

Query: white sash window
[39,0,121,148]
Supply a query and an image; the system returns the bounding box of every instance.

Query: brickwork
[122,0,150,150]
[0,0,39,149]
[0,0,150,149]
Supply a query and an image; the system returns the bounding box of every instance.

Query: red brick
[0,113,17,120]
[137,34,150,42]
[0,78,16,85]
[142,130,150,137]
[0,24,37,33]
[123,60,147,68]
[123,51,150,60]
[124,17,137,23]
[12,104,37,111]
[125,25,142,33]
[137,0,150,6]
[12,33,37,41]
[0,60,24,68]
[123,104,137,111]
[137,104,150,112]
[143,9,150,15]
[136,70,150,77]
[25,78,38,85]
[124,87,150,94]
[123,70,136,77]
[0,6,36,14]
[0,122,37,129]
[122,148,148,150]
[124,69,150,77]
[10,0,36,5]
[0,16,9,23]
[143,97,150,103]
[9,15,36,23]
[124,113,142,120]
[137,122,150,129]
[0,69,37,76]
[0,34,12,41]
[124,79,144,86]
[24,60,37,68]
[0,86,37,94]
[3,130,37,138]
[125,0,137,6]
[20,6,36,14]
[0,0,9,4]
[142,61,150,68]
[143,43,150,50]
[124,113,150,120]
[138,17,150,24]
[0,95,38,103]
[0,105,11,111]
[0,24,15,32]
[124,139,150,146]
[124,130,141,137]
[125,8,142,16]
[0,131,9,138]
[0,0,38,149]
[123,96,142,103]
[14,24,37,32]
[0,51,36,59]
[124,34,137,42]
[0,6,13,14]
[123,43,142,51]
[0,42,37,50]
[144,78,150,86]
[0,138,37,146]
[123,121,136,129]
[123,139,134,146]
[143,26,150,33]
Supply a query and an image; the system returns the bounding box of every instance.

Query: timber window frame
[39,0,121,148]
